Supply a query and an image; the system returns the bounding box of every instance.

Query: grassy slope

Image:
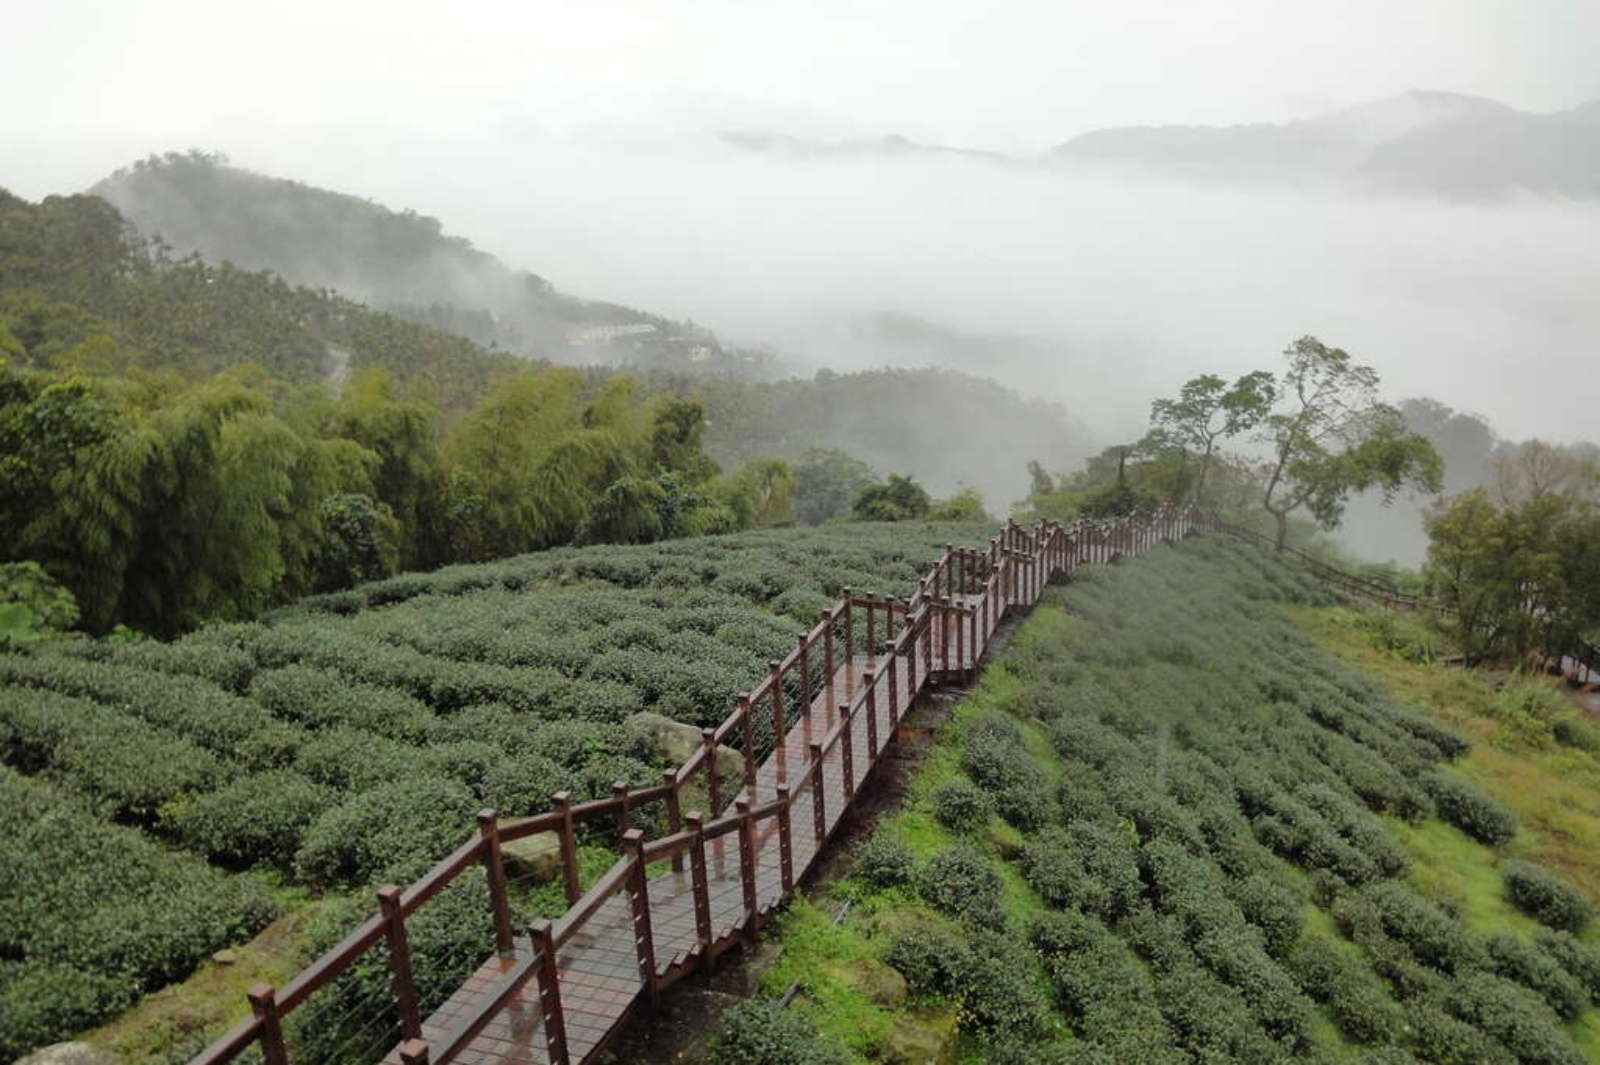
[756,538,1600,1064]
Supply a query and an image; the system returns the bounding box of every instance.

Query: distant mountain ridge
[91,152,771,375]
[721,91,1600,198]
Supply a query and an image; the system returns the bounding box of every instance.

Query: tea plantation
[0,520,991,1059]
[751,537,1600,1065]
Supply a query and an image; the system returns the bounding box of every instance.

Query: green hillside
[91,152,765,374]
[0,521,990,1062]
[739,536,1600,1065]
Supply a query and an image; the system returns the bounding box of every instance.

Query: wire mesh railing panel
[282,944,401,1065]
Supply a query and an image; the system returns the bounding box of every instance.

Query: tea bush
[1425,773,1517,845]
[1501,859,1593,933]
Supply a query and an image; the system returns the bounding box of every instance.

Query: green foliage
[172,770,335,870]
[915,844,1004,928]
[1447,972,1586,1065]
[883,922,966,997]
[0,767,278,1059]
[1483,932,1588,1019]
[791,447,876,525]
[1425,773,1517,845]
[928,486,989,522]
[929,777,994,830]
[1287,937,1404,1044]
[1258,336,1443,549]
[856,832,917,890]
[1501,860,1593,933]
[0,561,79,642]
[293,775,478,886]
[705,999,849,1065]
[852,473,932,522]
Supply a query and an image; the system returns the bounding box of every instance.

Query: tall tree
[1148,370,1276,504]
[1258,337,1442,549]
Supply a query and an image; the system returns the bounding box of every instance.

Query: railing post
[399,1039,431,1065]
[887,641,901,726]
[740,692,757,789]
[623,829,659,1006]
[701,728,722,814]
[736,797,760,934]
[247,984,289,1065]
[866,598,876,656]
[824,607,838,710]
[477,809,516,957]
[663,769,684,873]
[955,599,966,674]
[378,886,423,1041]
[797,631,810,709]
[613,780,634,840]
[945,545,955,597]
[939,598,951,675]
[842,588,854,660]
[864,667,879,756]
[776,783,795,893]
[552,791,581,905]
[769,661,785,780]
[532,919,571,1065]
[841,703,856,801]
[685,811,714,970]
[809,742,827,841]
[904,601,919,698]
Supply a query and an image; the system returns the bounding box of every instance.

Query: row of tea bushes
[0,767,279,1060]
[831,537,1597,1064]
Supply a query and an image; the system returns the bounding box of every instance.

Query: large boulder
[501,831,562,884]
[624,712,744,779]
[881,1012,959,1065]
[833,957,907,1009]
[18,1044,119,1065]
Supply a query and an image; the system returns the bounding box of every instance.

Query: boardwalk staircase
[191,507,1214,1065]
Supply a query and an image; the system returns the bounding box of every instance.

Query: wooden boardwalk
[192,509,1209,1065]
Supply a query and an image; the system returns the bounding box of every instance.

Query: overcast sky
[5,0,1599,506]
[6,0,1600,188]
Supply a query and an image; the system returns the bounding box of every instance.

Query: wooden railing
[189,505,1214,1065]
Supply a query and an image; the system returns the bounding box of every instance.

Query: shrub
[250,664,438,741]
[1534,928,1600,1003]
[855,832,916,890]
[1447,973,1586,1065]
[1405,1001,1516,1065]
[1502,860,1593,933]
[0,961,128,1061]
[0,767,279,1053]
[930,778,993,830]
[1230,873,1304,957]
[1425,773,1516,845]
[173,770,335,869]
[1287,937,1403,1044]
[883,922,965,997]
[915,844,1003,928]
[294,775,478,886]
[951,934,1046,1036]
[1357,882,1484,975]
[1484,933,1587,1020]
[706,999,848,1065]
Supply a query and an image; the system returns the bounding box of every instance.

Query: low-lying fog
[11,124,1599,562]
[215,130,1600,454]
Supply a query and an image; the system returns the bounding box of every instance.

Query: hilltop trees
[1148,370,1276,505]
[1258,337,1442,549]
[1425,459,1600,663]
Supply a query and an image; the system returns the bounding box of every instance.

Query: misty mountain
[719,130,1011,165]
[91,152,771,374]
[1047,91,1600,198]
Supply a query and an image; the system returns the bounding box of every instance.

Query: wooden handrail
[191,506,1212,1065]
